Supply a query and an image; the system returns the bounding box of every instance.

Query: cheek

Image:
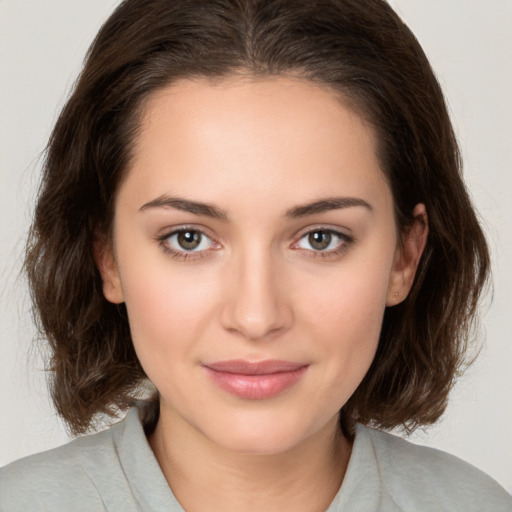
[297,250,394,391]
[305,277,386,373]
[119,258,220,366]
[301,252,392,338]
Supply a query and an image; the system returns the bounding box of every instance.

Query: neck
[149,406,352,512]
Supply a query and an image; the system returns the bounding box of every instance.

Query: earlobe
[93,234,125,304]
[386,203,428,306]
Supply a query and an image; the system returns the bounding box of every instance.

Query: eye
[295,229,350,252]
[163,228,217,253]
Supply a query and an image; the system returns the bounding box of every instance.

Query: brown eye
[308,231,332,250]
[295,228,351,254]
[177,230,202,250]
[163,229,216,253]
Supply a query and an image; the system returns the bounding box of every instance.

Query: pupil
[178,231,201,250]
[309,231,331,250]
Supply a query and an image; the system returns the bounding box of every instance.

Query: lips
[203,360,309,400]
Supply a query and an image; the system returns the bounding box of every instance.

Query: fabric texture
[1,407,511,512]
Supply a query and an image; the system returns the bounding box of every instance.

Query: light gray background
[1,0,511,492]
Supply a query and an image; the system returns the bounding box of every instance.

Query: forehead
[138,75,373,151]
[121,76,391,216]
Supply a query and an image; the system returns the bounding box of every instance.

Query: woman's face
[99,76,423,454]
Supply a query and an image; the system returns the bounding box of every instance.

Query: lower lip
[204,366,308,400]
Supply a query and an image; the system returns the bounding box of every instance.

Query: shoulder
[358,425,512,512]
[0,417,127,512]
[1,407,180,512]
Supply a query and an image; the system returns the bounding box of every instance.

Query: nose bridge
[221,242,292,340]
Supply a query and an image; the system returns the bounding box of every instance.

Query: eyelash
[292,227,353,260]
[157,226,353,261]
[157,227,218,261]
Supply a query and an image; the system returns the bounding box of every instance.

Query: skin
[97,76,427,512]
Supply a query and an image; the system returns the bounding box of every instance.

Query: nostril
[219,290,293,341]
[219,255,293,340]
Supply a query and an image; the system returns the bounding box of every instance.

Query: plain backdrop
[1,0,511,492]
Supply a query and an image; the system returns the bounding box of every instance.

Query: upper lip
[203,360,308,375]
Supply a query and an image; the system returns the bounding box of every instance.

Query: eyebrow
[139,195,372,220]
[285,197,373,218]
[140,195,228,220]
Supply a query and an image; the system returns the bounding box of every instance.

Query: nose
[220,248,293,341]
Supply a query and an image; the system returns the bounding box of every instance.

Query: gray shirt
[1,408,511,511]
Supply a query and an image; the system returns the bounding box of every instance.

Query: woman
[1,0,511,510]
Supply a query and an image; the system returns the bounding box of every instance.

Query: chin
[213,429,305,456]
[199,409,331,456]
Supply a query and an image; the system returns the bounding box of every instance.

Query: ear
[386,203,428,306]
[93,233,125,304]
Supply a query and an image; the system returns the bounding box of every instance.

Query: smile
[203,360,309,400]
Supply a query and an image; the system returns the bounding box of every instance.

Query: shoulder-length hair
[26,0,489,435]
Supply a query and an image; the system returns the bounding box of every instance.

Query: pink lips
[203,360,308,400]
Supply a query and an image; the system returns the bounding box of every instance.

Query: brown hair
[26,0,489,435]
